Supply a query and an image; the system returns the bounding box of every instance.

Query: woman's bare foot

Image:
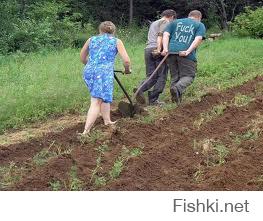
[104,121,117,126]
[82,129,90,135]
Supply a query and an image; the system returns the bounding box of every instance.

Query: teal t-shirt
[164,18,206,61]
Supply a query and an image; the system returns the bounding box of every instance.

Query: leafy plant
[232,93,253,107]
[196,139,229,166]
[78,130,104,144]
[0,162,25,189]
[33,148,57,166]
[213,144,229,165]
[194,103,227,129]
[109,146,143,179]
[130,147,143,157]
[232,7,263,38]
[94,176,107,187]
[69,165,83,191]
[109,158,124,179]
[193,165,204,183]
[90,155,103,183]
[96,144,110,154]
[49,180,62,191]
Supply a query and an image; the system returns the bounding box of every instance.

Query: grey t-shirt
[146,18,168,49]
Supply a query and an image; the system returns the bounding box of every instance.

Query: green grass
[109,146,143,179]
[193,103,227,129]
[90,145,143,187]
[78,129,105,145]
[32,142,72,166]
[1,34,263,133]
[69,165,83,191]
[49,180,62,191]
[213,144,229,165]
[193,165,204,183]
[232,93,254,107]
[33,148,57,166]
[0,162,26,190]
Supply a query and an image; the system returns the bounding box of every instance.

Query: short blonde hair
[188,10,202,19]
[99,21,116,34]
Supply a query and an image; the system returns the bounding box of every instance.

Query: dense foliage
[0,0,81,54]
[0,0,262,54]
[232,7,263,38]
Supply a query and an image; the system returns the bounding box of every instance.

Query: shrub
[0,1,81,54]
[73,23,97,48]
[232,7,263,38]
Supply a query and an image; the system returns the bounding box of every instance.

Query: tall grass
[0,31,263,134]
[183,36,263,100]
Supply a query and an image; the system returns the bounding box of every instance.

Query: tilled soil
[0,76,262,191]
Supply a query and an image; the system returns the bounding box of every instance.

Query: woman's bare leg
[83,97,102,134]
[100,102,116,125]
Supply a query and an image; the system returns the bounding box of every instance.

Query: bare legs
[83,97,102,134]
[100,102,116,125]
[83,97,115,134]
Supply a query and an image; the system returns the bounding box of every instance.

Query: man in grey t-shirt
[136,9,176,105]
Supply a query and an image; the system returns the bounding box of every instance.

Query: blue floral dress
[83,34,118,103]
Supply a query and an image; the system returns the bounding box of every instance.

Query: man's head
[188,10,202,21]
[161,9,176,21]
[99,21,116,35]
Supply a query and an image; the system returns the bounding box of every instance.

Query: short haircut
[161,9,176,18]
[99,21,116,34]
[188,10,202,19]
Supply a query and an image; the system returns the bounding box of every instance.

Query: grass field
[0,34,263,134]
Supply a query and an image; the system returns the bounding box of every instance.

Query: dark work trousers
[167,54,197,95]
[139,47,168,103]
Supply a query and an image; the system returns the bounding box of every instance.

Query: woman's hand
[117,39,131,73]
[124,64,132,74]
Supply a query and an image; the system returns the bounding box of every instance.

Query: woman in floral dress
[80,21,131,134]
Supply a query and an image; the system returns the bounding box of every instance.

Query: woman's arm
[80,38,90,65]
[117,39,131,73]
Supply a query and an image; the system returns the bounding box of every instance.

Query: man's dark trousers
[139,47,168,103]
[167,54,196,95]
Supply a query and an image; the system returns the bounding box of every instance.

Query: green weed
[231,113,263,144]
[194,103,227,129]
[232,93,254,107]
[255,82,263,96]
[33,148,57,166]
[129,147,143,157]
[193,165,204,183]
[55,146,73,156]
[90,144,110,186]
[255,175,263,184]
[195,139,229,166]
[109,158,124,179]
[96,144,110,154]
[69,165,83,191]
[0,162,26,189]
[109,146,144,179]
[49,180,62,191]
[78,130,104,144]
[250,175,263,189]
[213,144,229,165]
[90,155,103,183]
[90,145,144,187]
[94,176,107,187]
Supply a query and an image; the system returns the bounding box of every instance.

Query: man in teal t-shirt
[162,10,206,104]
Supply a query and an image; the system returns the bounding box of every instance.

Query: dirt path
[0,76,262,191]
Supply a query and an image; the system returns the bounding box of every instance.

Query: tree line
[0,0,262,54]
